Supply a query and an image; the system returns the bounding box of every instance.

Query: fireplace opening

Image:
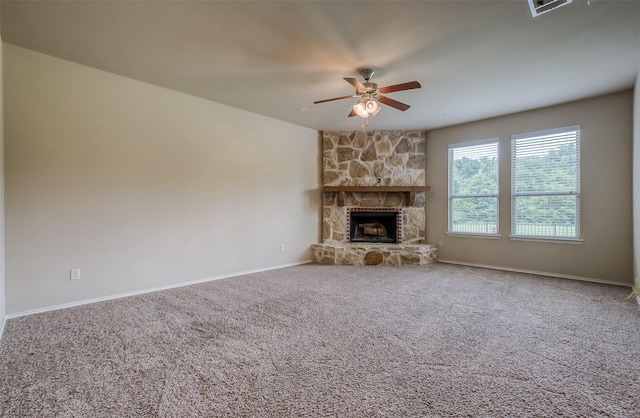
[348,208,402,244]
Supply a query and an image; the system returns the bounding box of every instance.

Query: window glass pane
[513,129,578,194]
[513,195,578,237]
[450,197,498,234]
[451,142,498,196]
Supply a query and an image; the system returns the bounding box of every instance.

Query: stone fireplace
[312,130,437,265]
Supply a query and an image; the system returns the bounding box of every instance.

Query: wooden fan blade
[313,95,355,104]
[378,81,421,94]
[348,109,357,117]
[378,95,411,111]
[344,77,366,92]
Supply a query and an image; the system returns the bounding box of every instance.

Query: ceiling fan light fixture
[365,100,377,113]
[353,100,370,118]
[365,99,380,115]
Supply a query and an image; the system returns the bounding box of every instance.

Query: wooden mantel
[323,185,430,206]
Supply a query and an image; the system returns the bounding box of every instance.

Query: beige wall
[4,44,320,314]
[426,91,634,285]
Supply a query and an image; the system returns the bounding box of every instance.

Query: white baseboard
[3,259,633,330]
[5,260,312,320]
[0,316,5,342]
[438,259,632,288]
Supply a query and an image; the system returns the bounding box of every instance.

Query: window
[448,140,499,236]
[511,126,580,240]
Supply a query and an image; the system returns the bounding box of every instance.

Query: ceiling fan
[313,68,421,121]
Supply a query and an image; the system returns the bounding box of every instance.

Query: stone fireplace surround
[312,130,437,265]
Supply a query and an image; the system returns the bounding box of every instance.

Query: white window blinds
[448,140,499,235]
[511,126,580,239]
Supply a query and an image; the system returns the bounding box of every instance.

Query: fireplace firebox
[347,208,402,244]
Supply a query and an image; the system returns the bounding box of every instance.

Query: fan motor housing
[361,82,378,94]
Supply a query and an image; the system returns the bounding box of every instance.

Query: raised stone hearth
[312,242,437,266]
[313,130,437,265]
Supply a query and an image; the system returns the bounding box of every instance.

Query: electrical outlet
[280,244,285,252]
[70,269,81,281]
[438,241,444,248]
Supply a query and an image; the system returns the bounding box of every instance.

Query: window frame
[447,138,500,238]
[510,125,582,243]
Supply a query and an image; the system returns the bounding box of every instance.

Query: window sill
[509,235,583,245]
[446,232,502,240]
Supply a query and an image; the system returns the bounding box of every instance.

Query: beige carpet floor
[0,263,638,417]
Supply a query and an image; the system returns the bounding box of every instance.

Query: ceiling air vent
[528,0,572,17]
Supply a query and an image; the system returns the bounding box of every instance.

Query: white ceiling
[2,0,640,131]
